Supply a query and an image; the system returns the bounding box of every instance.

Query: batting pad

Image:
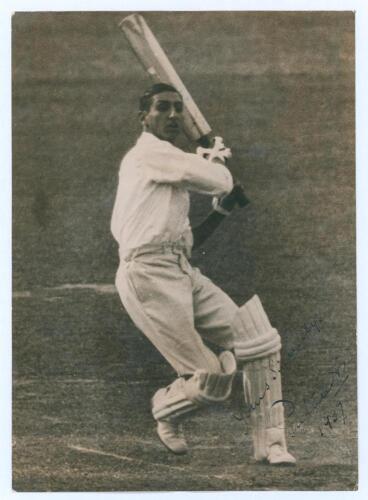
[243,352,287,461]
[152,351,236,421]
[233,295,295,463]
[232,294,281,361]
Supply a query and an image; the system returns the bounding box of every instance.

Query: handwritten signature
[286,318,322,361]
[233,354,350,440]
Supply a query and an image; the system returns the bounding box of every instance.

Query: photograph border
[2,1,367,498]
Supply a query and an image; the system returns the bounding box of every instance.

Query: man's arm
[141,140,233,197]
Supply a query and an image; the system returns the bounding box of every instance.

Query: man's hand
[196,136,232,164]
[212,184,246,215]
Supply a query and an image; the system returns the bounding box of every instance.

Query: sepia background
[12,11,356,491]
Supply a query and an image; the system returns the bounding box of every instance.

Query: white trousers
[115,246,238,376]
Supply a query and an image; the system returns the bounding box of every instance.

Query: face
[141,91,184,142]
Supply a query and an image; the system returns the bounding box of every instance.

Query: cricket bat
[119,13,249,207]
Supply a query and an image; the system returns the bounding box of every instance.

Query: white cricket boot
[157,420,188,455]
[268,445,296,465]
[266,428,296,465]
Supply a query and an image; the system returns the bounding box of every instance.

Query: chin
[162,131,179,143]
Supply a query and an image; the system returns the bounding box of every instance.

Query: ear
[138,110,148,124]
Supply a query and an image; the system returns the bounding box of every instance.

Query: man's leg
[232,295,296,464]
[191,270,295,464]
[191,267,237,349]
[115,253,237,453]
[152,349,237,453]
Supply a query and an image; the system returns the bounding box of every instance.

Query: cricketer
[111,82,295,464]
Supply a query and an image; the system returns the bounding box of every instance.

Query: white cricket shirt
[111,131,233,258]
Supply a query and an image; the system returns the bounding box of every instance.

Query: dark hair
[139,83,181,112]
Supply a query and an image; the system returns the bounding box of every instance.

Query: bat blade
[119,13,250,207]
[119,13,212,142]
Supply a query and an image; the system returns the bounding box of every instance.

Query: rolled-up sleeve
[140,141,233,197]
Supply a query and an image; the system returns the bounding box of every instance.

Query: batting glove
[212,184,241,216]
[196,136,232,164]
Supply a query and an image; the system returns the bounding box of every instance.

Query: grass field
[12,12,356,491]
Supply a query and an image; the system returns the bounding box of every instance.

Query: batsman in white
[111,82,295,464]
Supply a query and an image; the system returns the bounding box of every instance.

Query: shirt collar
[137,131,172,147]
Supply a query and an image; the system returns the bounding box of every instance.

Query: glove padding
[212,184,244,216]
[196,136,232,163]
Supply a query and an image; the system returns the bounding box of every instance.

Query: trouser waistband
[121,242,190,262]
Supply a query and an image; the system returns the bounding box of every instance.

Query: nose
[169,104,178,118]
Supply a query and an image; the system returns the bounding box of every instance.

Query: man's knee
[204,354,223,374]
[231,295,281,362]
